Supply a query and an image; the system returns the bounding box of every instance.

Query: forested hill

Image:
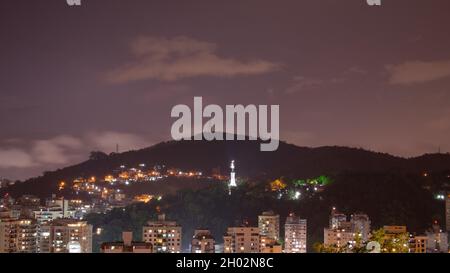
[2,138,450,198]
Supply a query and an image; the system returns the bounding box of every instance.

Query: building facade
[446,193,450,232]
[191,229,215,253]
[142,214,182,253]
[284,213,307,253]
[260,235,282,253]
[223,226,260,253]
[258,211,280,241]
[39,219,92,253]
[0,218,38,253]
[425,223,448,253]
[350,213,371,242]
[101,231,152,253]
[409,235,427,253]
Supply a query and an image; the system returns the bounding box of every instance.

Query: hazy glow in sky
[1,0,450,179]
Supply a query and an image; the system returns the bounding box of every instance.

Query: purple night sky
[1,0,450,180]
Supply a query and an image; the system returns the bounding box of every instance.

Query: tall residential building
[39,219,92,253]
[101,231,152,253]
[329,207,347,229]
[0,208,12,218]
[0,218,17,253]
[0,218,38,253]
[260,235,282,253]
[324,228,355,249]
[350,213,371,242]
[324,209,371,249]
[258,211,280,241]
[142,214,182,253]
[446,193,450,232]
[425,222,448,253]
[284,213,307,253]
[191,229,215,253]
[409,235,427,253]
[324,209,353,248]
[223,226,260,253]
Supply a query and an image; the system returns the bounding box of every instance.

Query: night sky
[1,0,450,180]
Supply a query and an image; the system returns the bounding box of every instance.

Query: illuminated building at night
[324,209,371,249]
[260,235,282,253]
[425,222,448,253]
[38,219,92,253]
[409,235,427,253]
[350,213,371,242]
[383,225,407,237]
[101,231,152,253]
[284,213,307,253]
[142,214,182,253]
[0,218,38,253]
[191,229,215,253]
[223,226,260,253]
[446,194,450,232]
[258,210,280,241]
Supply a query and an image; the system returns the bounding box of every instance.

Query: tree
[89,151,108,161]
[270,178,287,192]
[369,228,409,253]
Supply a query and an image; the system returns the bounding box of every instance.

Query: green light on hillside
[292,175,332,186]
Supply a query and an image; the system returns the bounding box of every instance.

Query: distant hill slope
[2,139,450,198]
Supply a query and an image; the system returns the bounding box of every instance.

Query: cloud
[387,60,450,85]
[106,36,280,83]
[284,66,367,94]
[285,76,325,94]
[31,135,83,165]
[0,132,152,172]
[86,131,152,153]
[0,148,35,168]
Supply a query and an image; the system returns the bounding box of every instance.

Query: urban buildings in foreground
[1,195,94,253]
[258,210,280,241]
[0,218,38,253]
[324,208,371,249]
[425,222,448,253]
[284,213,307,253]
[143,213,182,253]
[39,219,93,253]
[223,226,260,253]
[1,190,449,253]
[191,229,215,253]
[260,235,282,253]
[446,193,450,232]
[410,235,427,253]
[101,231,152,253]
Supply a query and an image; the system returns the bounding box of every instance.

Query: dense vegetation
[86,171,447,252]
[3,138,450,199]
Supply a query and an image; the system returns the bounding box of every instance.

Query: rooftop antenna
[116,143,119,154]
